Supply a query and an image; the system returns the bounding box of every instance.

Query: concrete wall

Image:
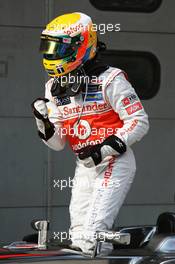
[0,0,174,243]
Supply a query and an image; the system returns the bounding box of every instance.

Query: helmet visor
[40,38,76,59]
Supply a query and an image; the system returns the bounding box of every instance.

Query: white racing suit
[43,67,149,254]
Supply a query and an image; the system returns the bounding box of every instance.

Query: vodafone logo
[73,120,91,140]
[126,102,143,115]
[63,23,84,35]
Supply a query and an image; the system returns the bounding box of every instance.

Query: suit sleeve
[43,79,66,151]
[105,73,149,147]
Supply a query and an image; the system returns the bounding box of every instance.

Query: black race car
[1,212,175,264]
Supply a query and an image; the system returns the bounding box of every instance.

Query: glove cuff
[31,98,49,120]
[37,118,55,141]
[102,135,126,155]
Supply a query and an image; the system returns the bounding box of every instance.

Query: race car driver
[31,12,149,255]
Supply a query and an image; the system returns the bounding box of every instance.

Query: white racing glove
[31,98,55,141]
[77,135,127,168]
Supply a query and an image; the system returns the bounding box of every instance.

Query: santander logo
[63,102,109,116]
[63,23,84,35]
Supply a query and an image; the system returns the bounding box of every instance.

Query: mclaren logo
[73,120,91,140]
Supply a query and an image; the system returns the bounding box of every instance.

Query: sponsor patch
[82,83,102,93]
[120,119,138,136]
[122,94,138,107]
[54,96,71,106]
[63,102,109,117]
[126,102,143,115]
[63,37,71,44]
[56,65,64,74]
[82,92,103,102]
[122,97,130,106]
[102,156,116,187]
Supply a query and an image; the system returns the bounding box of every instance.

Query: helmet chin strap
[51,55,109,103]
[51,65,87,98]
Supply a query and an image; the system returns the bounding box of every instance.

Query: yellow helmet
[40,12,97,77]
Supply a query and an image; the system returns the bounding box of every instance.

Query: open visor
[40,38,76,59]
